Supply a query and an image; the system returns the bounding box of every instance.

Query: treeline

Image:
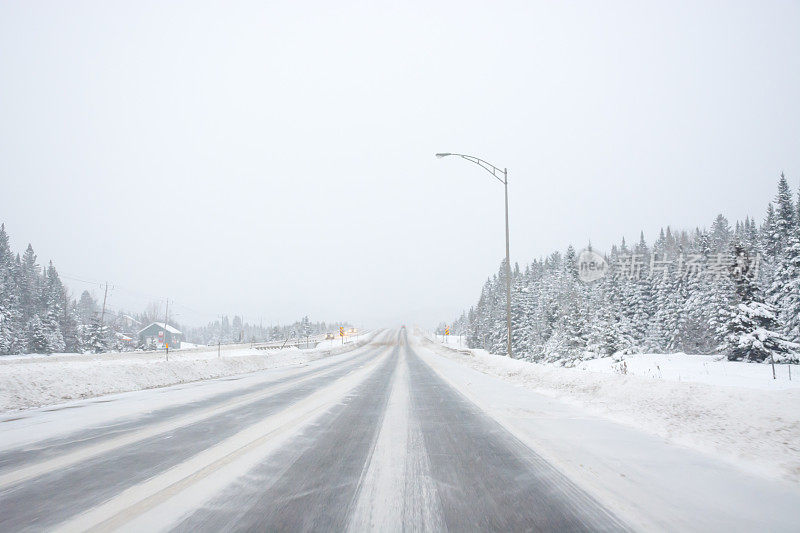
[184,315,350,345]
[0,224,350,354]
[453,174,800,365]
[0,227,96,354]
[0,225,174,354]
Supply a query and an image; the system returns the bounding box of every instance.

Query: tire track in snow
[51,346,393,533]
[169,345,401,531]
[0,342,382,491]
[405,339,627,531]
[347,345,443,531]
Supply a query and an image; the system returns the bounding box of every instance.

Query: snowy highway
[4,329,800,532]
[0,329,625,532]
[4,3,800,532]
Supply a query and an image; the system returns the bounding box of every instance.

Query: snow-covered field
[0,331,377,413]
[423,334,800,483]
[576,352,799,390]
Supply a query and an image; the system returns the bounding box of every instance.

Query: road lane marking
[53,347,393,533]
[0,342,386,491]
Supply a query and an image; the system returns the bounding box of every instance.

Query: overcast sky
[1,1,799,328]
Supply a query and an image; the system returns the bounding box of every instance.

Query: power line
[59,270,330,329]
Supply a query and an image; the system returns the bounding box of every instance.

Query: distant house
[138,322,182,350]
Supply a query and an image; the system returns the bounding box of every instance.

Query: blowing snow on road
[3,329,799,532]
[3,2,800,531]
[0,329,621,531]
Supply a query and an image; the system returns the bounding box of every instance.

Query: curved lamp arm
[435,153,506,184]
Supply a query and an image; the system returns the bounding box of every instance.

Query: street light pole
[436,152,513,359]
[503,167,511,359]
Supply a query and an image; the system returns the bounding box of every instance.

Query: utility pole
[218,315,222,358]
[163,298,169,361]
[99,282,109,325]
[97,282,109,346]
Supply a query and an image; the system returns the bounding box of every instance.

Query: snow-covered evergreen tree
[26,315,49,354]
[645,269,681,353]
[0,224,22,354]
[19,244,41,325]
[772,173,795,248]
[762,203,779,260]
[456,175,799,366]
[721,244,797,363]
[765,175,800,343]
[77,290,98,325]
[41,262,66,353]
[81,315,108,354]
[769,235,800,343]
[710,214,733,254]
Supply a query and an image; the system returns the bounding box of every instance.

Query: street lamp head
[435,153,452,158]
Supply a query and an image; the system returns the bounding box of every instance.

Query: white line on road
[53,347,393,533]
[0,342,381,491]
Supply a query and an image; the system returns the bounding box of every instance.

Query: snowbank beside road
[421,334,800,483]
[0,331,379,413]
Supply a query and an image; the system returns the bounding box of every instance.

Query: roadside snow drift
[423,335,800,483]
[0,332,377,413]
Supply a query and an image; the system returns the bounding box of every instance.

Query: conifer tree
[762,203,778,259]
[27,315,49,354]
[710,214,732,254]
[769,234,800,343]
[646,271,680,352]
[722,244,797,363]
[82,315,108,354]
[0,224,22,354]
[19,244,40,324]
[773,173,795,247]
[41,262,66,353]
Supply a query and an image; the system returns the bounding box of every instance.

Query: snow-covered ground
[422,332,800,484]
[413,335,800,531]
[576,352,800,390]
[0,331,377,413]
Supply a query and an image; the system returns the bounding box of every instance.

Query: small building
[138,322,182,350]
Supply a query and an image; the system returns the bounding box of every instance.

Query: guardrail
[253,332,365,351]
[254,339,320,351]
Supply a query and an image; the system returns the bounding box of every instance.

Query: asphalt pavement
[0,329,625,532]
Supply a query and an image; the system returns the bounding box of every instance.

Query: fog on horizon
[1,1,798,329]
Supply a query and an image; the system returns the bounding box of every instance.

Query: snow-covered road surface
[1,329,798,531]
[1,329,622,531]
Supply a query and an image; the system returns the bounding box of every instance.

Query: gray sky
[1,1,799,328]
